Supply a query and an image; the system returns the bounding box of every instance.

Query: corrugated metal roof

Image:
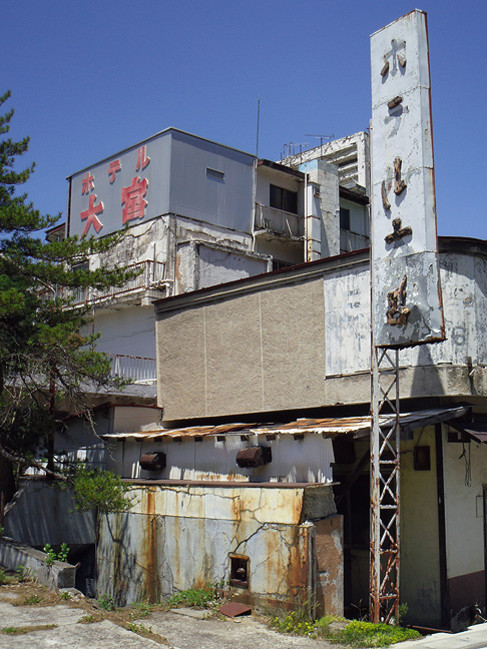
[102,406,468,440]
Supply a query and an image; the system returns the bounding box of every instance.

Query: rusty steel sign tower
[369,10,445,623]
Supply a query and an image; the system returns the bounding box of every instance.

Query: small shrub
[59,591,71,601]
[98,593,115,611]
[15,565,30,583]
[43,544,56,567]
[24,595,41,605]
[57,543,70,563]
[0,569,11,585]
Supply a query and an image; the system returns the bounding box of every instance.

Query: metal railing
[109,354,157,382]
[70,260,167,305]
[254,203,304,238]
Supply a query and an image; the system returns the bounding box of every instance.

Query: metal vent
[139,452,166,471]
[206,167,225,181]
[236,446,272,468]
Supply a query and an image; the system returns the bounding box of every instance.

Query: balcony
[109,354,156,383]
[69,260,170,307]
[254,203,304,240]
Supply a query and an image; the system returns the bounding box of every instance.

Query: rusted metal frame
[370,347,401,624]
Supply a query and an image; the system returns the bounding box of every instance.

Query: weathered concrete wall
[4,480,95,547]
[97,483,342,614]
[156,246,487,421]
[0,536,76,591]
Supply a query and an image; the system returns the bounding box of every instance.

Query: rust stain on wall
[143,487,160,602]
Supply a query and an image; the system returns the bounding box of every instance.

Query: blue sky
[2,0,486,238]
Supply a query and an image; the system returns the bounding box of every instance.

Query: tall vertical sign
[369,10,445,623]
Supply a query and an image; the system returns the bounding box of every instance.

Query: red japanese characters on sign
[121,177,149,224]
[136,146,150,171]
[81,171,95,195]
[80,194,104,235]
[108,159,121,184]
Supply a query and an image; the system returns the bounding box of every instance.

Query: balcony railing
[109,354,157,383]
[254,203,304,239]
[69,260,167,306]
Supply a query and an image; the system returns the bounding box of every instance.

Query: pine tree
[0,90,135,504]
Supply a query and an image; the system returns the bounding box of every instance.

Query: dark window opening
[206,167,225,182]
[414,446,431,471]
[270,184,298,214]
[340,207,351,231]
[229,554,249,589]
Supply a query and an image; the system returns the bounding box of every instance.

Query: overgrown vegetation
[271,612,421,646]
[0,568,12,585]
[43,542,70,566]
[73,468,133,513]
[97,593,115,611]
[165,584,222,610]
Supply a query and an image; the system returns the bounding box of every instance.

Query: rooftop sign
[370,9,445,347]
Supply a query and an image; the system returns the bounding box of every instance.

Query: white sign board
[370,10,444,348]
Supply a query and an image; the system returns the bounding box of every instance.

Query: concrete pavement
[396,623,487,649]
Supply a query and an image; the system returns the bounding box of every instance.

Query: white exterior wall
[443,429,487,580]
[106,433,335,484]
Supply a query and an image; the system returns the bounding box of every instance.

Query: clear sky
[2,0,486,238]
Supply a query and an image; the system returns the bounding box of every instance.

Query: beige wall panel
[400,426,441,627]
[260,280,325,410]
[205,293,263,416]
[156,309,205,418]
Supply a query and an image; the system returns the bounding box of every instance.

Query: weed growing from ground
[165,584,222,609]
[1,625,56,635]
[23,594,41,605]
[98,593,115,611]
[130,601,154,619]
[330,620,421,647]
[59,591,72,601]
[0,569,12,585]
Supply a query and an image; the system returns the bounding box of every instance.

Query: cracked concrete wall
[96,483,342,614]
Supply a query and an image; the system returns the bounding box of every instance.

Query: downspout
[304,171,308,263]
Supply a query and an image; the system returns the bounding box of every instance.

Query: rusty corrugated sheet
[102,406,467,441]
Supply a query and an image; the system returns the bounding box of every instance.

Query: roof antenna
[255,97,261,159]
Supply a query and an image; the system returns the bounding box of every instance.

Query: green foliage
[98,593,115,611]
[130,601,154,618]
[0,90,137,481]
[23,594,41,605]
[15,564,30,582]
[0,569,11,585]
[126,622,152,634]
[57,542,69,563]
[165,584,222,609]
[73,468,133,513]
[43,543,56,567]
[77,614,99,624]
[330,620,421,647]
[59,591,71,600]
[272,612,420,646]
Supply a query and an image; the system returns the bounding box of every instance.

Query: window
[206,167,225,182]
[229,554,249,588]
[340,207,351,231]
[269,184,298,214]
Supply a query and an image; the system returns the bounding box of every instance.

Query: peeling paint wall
[96,483,342,615]
[156,248,487,420]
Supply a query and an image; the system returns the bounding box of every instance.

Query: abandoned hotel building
[2,9,487,634]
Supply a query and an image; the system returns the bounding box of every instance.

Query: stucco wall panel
[260,280,325,410]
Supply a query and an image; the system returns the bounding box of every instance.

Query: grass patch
[0,569,13,586]
[271,612,421,646]
[77,614,103,624]
[23,594,41,605]
[165,584,221,609]
[1,624,57,635]
[97,593,115,611]
[331,620,421,647]
[130,601,154,619]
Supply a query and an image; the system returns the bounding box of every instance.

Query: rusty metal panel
[370,10,445,348]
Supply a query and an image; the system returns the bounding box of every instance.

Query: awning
[102,406,469,441]
[448,421,487,444]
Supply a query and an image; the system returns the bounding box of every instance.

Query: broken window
[229,554,249,589]
[269,184,298,214]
